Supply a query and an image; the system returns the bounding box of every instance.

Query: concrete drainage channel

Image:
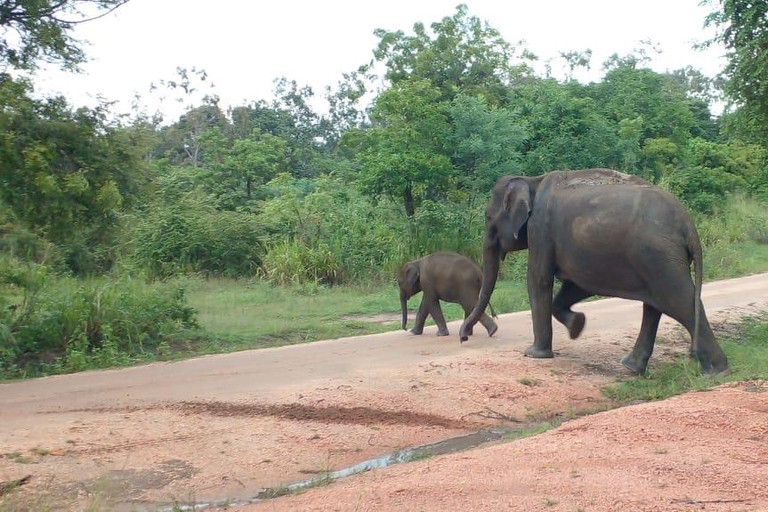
[133,423,544,511]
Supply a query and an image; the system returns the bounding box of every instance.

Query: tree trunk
[404,182,415,217]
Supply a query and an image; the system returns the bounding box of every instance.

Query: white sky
[32,0,726,122]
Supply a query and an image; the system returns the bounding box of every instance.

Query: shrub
[261,239,341,285]
[696,194,768,247]
[662,166,746,214]
[130,190,264,278]
[0,270,198,377]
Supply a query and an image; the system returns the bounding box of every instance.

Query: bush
[130,190,265,278]
[261,239,341,285]
[258,174,488,283]
[662,166,746,214]
[0,269,198,377]
[696,194,768,247]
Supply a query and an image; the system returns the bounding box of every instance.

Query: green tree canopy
[346,79,456,216]
[373,4,532,103]
[0,0,129,71]
[705,0,768,139]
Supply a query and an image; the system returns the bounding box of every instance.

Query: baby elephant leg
[478,313,498,336]
[429,298,450,336]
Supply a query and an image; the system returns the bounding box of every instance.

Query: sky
[33,0,726,122]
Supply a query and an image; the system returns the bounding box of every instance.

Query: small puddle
[142,424,536,511]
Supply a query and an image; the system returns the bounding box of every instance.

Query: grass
[603,315,768,403]
[4,214,768,379]
[185,241,768,353]
[184,272,531,349]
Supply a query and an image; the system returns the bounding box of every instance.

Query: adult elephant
[460,168,728,375]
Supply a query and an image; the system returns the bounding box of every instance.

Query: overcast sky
[33,0,725,121]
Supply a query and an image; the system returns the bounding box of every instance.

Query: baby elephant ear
[406,262,420,289]
[503,178,532,241]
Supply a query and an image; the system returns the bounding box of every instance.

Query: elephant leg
[552,280,592,339]
[478,313,498,337]
[430,300,450,337]
[525,251,555,359]
[620,303,662,375]
[410,296,430,335]
[649,270,728,375]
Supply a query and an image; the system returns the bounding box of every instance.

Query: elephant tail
[687,224,704,354]
[488,301,498,319]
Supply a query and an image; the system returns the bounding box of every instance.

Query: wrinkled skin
[399,252,498,338]
[460,169,728,375]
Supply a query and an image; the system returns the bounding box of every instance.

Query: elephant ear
[405,262,420,290]
[503,178,531,241]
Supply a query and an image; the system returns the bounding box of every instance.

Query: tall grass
[0,265,198,378]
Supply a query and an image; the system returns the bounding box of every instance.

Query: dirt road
[2,273,768,510]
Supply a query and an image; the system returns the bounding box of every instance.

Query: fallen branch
[463,408,524,423]
[0,475,32,496]
[671,498,749,505]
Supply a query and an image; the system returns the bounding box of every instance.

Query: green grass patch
[185,274,530,348]
[603,315,768,403]
[704,241,768,280]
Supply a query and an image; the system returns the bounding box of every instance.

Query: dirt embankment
[1,272,767,511]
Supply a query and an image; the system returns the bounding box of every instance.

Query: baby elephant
[398,252,498,337]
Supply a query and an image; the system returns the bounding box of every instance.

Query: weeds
[604,315,768,403]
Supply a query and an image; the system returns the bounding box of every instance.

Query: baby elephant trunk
[400,291,408,330]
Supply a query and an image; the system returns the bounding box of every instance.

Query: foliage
[0,0,130,71]
[348,78,457,216]
[372,3,532,103]
[695,195,768,247]
[512,79,620,175]
[130,187,264,278]
[705,0,768,140]
[0,76,146,273]
[0,267,197,378]
[662,139,768,213]
[448,93,528,191]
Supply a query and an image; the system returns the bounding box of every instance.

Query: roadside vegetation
[604,315,768,402]
[3,1,768,380]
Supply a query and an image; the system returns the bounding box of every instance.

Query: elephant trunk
[400,291,409,330]
[460,235,501,341]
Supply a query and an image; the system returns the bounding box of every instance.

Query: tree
[347,79,456,217]
[704,0,768,139]
[513,78,619,175]
[448,93,527,192]
[594,63,697,145]
[373,4,533,104]
[199,127,289,210]
[0,76,145,272]
[0,0,130,71]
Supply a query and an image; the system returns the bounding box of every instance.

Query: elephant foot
[487,322,498,337]
[409,327,423,335]
[524,345,554,359]
[436,329,450,337]
[567,313,586,339]
[699,358,729,376]
[620,356,647,375]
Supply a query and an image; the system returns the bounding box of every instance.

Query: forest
[2,0,768,377]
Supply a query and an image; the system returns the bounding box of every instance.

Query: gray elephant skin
[398,252,498,338]
[460,168,728,375]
